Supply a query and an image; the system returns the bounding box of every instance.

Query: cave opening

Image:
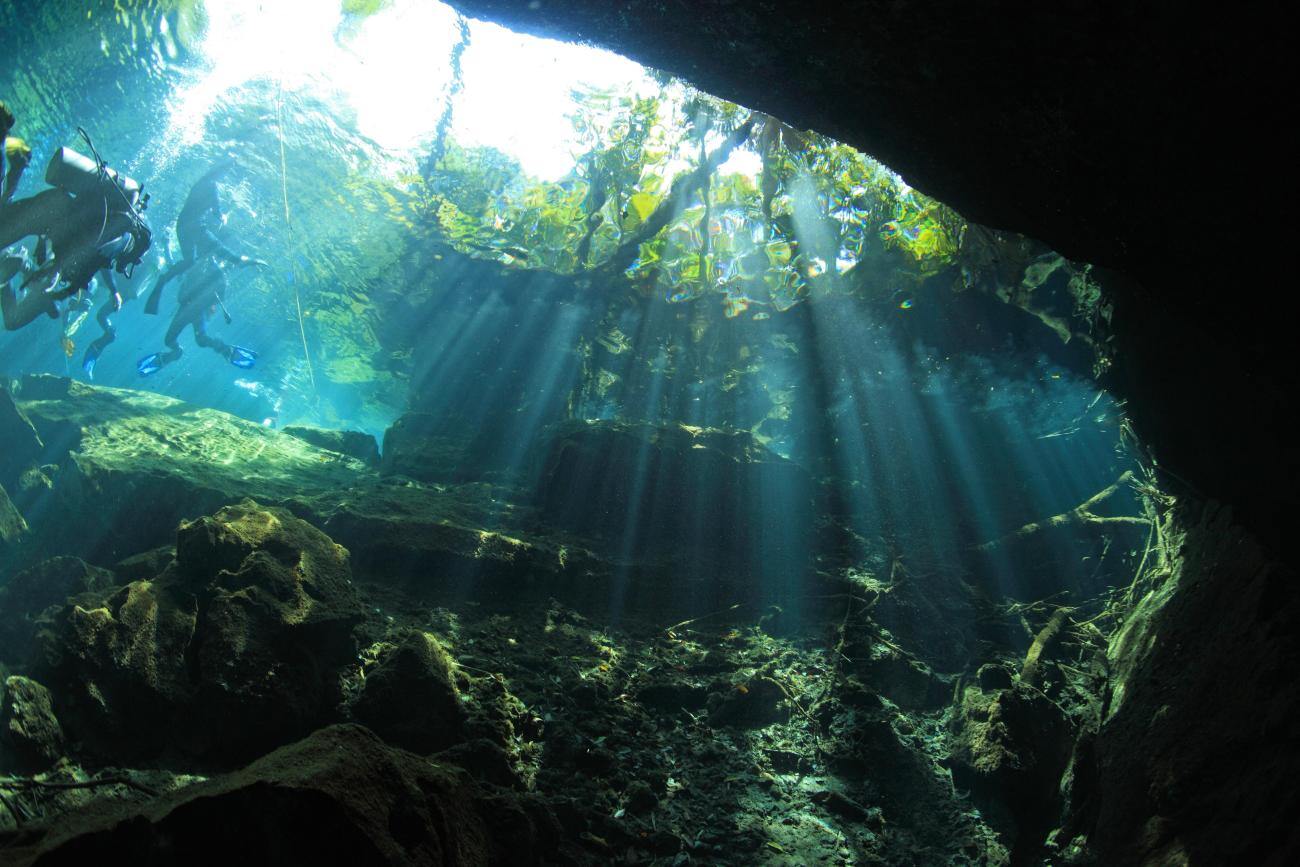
[1,2,1294,864]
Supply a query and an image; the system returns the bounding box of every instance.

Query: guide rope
[275,78,316,393]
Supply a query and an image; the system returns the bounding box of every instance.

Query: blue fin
[82,352,98,380]
[228,345,257,369]
[137,353,163,377]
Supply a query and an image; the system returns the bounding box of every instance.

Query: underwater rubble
[0,375,1292,864]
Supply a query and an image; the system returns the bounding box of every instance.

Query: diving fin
[228,345,257,369]
[137,352,163,377]
[82,351,98,380]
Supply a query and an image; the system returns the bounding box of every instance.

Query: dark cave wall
[440,0,1296,558]
[1085,504,1300,864]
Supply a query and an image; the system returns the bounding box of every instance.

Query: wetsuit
[0,185,149,330]
[140,257,240,372]
[144,162,257,314]
[80,268,134,377]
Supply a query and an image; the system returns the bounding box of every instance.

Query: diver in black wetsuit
[0,134,151,331]
[142,159,265,315]
[136,254,256,376]
[79,267,135,378]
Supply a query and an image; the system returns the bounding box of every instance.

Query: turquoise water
[1,4,1150,861]
[0,0,1145,632]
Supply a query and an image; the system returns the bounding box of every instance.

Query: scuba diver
[0,129,151,331]
[143,158,265,315]
[136,251,257,376]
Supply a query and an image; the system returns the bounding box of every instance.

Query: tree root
[1021,607,1070,686]
[975,471,1147,553]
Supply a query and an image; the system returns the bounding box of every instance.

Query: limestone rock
[0,385,43,491]
[9,379,592,599]
[0,724,558,866]
[1,675,65,773]
[34,501,364,765]
[12,375,372,565]
[855,645,950,711]
[312,479,600,586]
[112,545,175,584]
[381,411,488,483]
[0,482,28,562]
[0,557,115,664]
[947,684,1073,862]
[283,424,380,466]
[352,630,465,754]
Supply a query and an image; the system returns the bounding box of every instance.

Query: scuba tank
[46,141,152,276]
[45,146,142,207]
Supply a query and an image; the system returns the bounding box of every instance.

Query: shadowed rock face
[283,425,380,467]
[437,0,1295,559]
[0,724,557,867]
[0,557,115,664]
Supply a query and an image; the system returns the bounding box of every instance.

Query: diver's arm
[204,229,265,268]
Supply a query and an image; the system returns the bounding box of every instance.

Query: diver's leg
[194,313,257,369]
[81,299,117,376]
[161,311,189,363]
[139,309,189,375]
[191,314,232,359]
[142,258,195,314]
[1,280,56,331]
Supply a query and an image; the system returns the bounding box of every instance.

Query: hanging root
[1020,607,1070,687]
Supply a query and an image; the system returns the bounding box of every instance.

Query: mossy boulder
[1,675,65,773]
[352,629,465,754]
[947,683,1073,861]
[32,501,364,766]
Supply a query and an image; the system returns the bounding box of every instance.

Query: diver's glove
[137,352,163,377]
[228,345,257,369]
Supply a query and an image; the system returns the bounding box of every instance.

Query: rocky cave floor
[0,376,1123,865]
